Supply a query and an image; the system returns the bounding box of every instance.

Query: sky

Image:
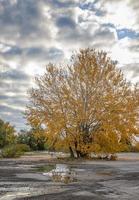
[0,0,139,131]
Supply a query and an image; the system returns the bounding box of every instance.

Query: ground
[0,153,139,200]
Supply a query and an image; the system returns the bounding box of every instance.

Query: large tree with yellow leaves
[26,49,139,158]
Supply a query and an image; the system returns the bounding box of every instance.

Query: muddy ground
[0,153,139,200]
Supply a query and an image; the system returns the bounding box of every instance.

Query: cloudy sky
[0,0,139,131]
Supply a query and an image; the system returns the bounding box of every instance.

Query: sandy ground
[0,153,139,200]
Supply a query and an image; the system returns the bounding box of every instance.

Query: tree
[0,119,16,148]
[18,128,47,151]
[26,49,139,158]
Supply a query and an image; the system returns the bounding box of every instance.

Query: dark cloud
[0,104,22,113]
[25,47,64,61]
[0,0,51,45]
[0,62,31,130]
[0,0,39,26]
[0,68,30,81]
[47,0,77,8]
[0,107,27,130]
[79,0,105,16]
[56,16,76,29]
[1,46,22,57]
[94,27,115,40]
[0,95,28,107]
[0,44,64,64]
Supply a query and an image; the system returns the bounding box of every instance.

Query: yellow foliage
[26,49,139,158]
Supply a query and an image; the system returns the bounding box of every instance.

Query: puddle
[0,192,30,200]
[43,164,76,183]
[73,191,96,197]
[72,168,85,172]
[16,173,50,181]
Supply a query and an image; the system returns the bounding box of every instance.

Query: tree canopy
[0,119,16,148]
[17,128,47,151]
[26,49,139,158]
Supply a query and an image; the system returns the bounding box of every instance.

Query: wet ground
[0,153,139,200]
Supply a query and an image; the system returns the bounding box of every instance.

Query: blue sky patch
[117,29,139,40]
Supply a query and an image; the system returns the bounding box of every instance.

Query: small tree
[18,128,47,151]
[26,49,139,158]
[0,119,16,148]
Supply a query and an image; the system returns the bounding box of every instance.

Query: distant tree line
[0,118,48,158]
[17,127,48,151]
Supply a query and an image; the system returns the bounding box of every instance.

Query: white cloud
[101,1,136,29]
[0,0,139,130]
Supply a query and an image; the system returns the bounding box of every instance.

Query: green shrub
[44,143,49,150]
[15,144,31,152]
[1,144,27,158]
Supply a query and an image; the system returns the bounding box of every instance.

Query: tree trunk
[76,150,81,158]
[69,146,75,158]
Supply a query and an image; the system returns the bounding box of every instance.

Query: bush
[44,143,49,150]
[1,144,30,158]
[15,144,31,152]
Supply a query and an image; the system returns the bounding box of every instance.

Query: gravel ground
[0,153,139,200]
